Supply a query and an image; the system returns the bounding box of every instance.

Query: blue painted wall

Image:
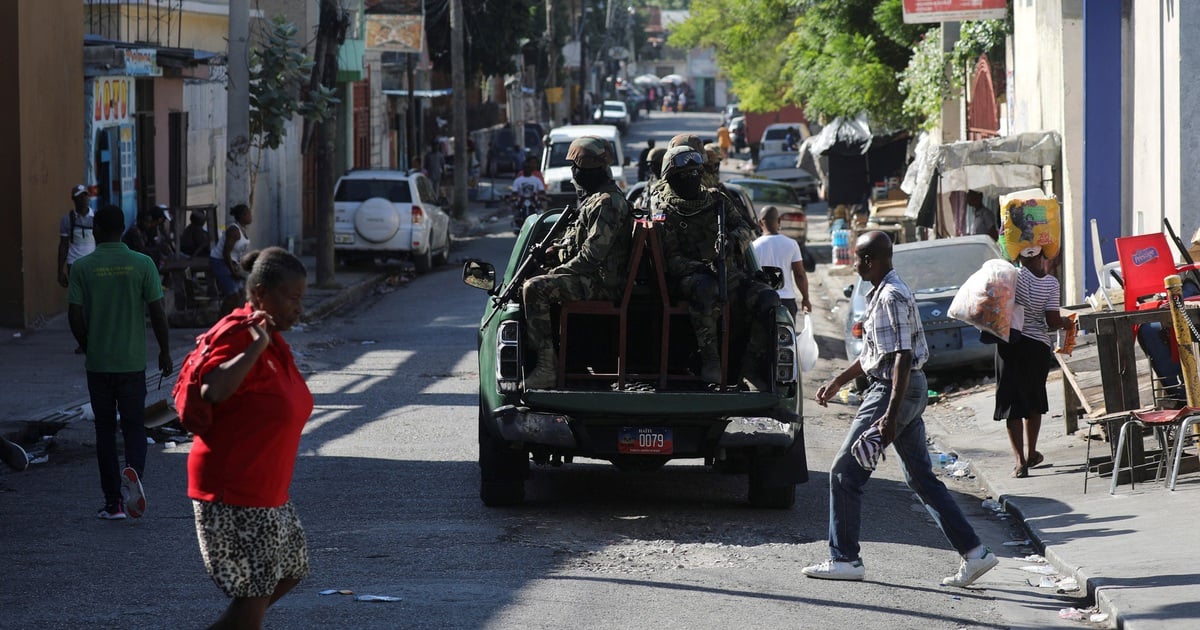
[1082,0,1123,296]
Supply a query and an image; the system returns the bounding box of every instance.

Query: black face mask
[572,166,611,195]
[668,169,702,200]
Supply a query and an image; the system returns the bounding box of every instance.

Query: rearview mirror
[843,284,854,298]
[463,259,496,293]
[760,266,785,291]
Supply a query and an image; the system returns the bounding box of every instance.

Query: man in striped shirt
[802,231,998,587]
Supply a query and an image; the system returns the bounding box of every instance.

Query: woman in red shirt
[188,246,312,629]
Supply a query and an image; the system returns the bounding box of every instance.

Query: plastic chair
[1114,232,1200,311]
[1090,219,1121,309]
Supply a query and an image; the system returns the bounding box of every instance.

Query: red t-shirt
[187,307,314,507]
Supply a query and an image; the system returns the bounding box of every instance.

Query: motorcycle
[510,183,545,233]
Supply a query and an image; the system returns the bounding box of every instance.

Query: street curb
[303,272,387,323]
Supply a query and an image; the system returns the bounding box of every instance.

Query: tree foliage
[669,0,797,113]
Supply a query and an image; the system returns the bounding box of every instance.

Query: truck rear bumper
[490,405,799,451]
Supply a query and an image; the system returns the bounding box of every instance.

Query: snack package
[1056,311,1078,356]
[949,258,1019,341]
[1000,195,1061,261]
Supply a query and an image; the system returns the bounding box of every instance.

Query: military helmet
[661,145,705,179]
[565,136,612,169]
[668,133,704,153]
[703,143,722,166]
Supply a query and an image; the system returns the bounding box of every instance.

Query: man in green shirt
[68,205,173,520]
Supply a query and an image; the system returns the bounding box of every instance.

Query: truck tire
[478,412,528,507]
[414,246,433,274]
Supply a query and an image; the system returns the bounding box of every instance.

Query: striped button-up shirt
[860,269,929,380]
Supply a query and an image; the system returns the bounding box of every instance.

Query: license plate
[335,233,354,244]
[618,427,673,455]
[926,328,963,351]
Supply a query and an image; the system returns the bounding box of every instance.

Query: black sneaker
[97,502,126,520]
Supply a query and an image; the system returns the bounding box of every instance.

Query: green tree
[248,16,338,207]
[424,0,541,78]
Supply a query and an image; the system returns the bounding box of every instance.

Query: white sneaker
[801,559,865,581]
[942,547,999,587]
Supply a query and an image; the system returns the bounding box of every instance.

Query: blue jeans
[87,371,147,505]
[828,370,981,562]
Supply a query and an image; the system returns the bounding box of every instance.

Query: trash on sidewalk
[927,389,940,403]
[1002,538,1032,547]
[981,499,1004,512]
[836,385,861,405]
[1019,554,1046,563]
[1019,564,1058,575]
[319,589,354,596]
[1056,577,1080,593]
[1058,607,1104,622]
[355,595,402,602]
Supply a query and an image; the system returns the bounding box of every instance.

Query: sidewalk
[925,371,1200,628]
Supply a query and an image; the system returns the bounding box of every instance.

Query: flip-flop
[1027,451,1045,469]
[1011,465,1028,478]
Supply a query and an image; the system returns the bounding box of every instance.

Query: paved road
[0,112,1096,629]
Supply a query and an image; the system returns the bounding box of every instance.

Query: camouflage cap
[565,136,612,168]
[661,145,705,179]
[668,133,704,153]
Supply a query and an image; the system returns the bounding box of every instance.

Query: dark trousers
[87,371,147,504]
[781,298,798,320]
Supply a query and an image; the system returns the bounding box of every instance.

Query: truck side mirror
[463,259,497,293]
[760,266,785,290]
[843,284,854,298]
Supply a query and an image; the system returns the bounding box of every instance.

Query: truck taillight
[852,321,864,339]
[411,206,424,223]
[776,324,797,383]
[497,321,521,386]
[780,212,806,227]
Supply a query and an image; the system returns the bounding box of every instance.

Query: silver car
[333,170,452,273]
[841,235,1005,372]
[753,152,820,202]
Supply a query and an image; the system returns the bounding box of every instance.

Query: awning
[901,131,1063,219]
[337,38,365,82]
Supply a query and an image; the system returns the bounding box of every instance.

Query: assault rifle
[482,204,579,328]
[714,199,729,387]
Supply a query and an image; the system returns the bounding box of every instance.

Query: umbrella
[660,73,685,84]
[633,74,661,87]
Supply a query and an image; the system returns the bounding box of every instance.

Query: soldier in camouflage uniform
[521,136,635,388]
[658,145,780,387]
[633,146,667,216]
[704,142,761,237]
[645,134,706,219]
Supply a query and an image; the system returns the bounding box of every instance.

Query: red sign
[902,0,1007,24]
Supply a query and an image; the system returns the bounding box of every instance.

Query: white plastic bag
[798,313,819,372]
[948,259,1018,341]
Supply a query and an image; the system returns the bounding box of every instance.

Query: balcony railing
[85,0,184,48]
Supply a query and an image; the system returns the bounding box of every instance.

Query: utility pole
[307,0,346,287]
[449,0,468,217]
[225,0,250,214]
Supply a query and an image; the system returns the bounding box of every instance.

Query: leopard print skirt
[193,499,310,598]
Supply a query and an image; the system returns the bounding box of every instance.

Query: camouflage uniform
[522,137,634,386]
[701,141,759,236]
[644,135,706,218]
[658,146,779,385]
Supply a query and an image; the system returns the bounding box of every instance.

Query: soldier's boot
[524,348,559,389]
[699,343,723,384]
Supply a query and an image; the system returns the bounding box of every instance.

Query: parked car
[333,170,452,273]
[726,178,806,244]
[487,124,544,178]
[753,152,820,202]
[841,235,1005,372]
[723,102,741,127]
[759,123,801,154]
[593,100,631,132]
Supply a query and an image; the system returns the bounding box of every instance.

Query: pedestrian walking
[637,139,656,182]
[426,141,445,192]
[752,206,811,319]
[994,246,1069,478]
[210,203,252,316]
[67,204,172,520]
[717,125,732,158]
[188,247,313,629]
[58,184,95,289]
[804,231,998,587]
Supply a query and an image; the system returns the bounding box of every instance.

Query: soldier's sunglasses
[670,151,704,169]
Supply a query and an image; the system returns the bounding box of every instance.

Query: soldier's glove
[714,232,728,255]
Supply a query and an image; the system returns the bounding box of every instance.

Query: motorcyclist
[511,159,547,229]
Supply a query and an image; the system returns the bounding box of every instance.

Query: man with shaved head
[802,231,998,588]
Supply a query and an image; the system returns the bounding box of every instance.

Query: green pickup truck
[463,210,807,508]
